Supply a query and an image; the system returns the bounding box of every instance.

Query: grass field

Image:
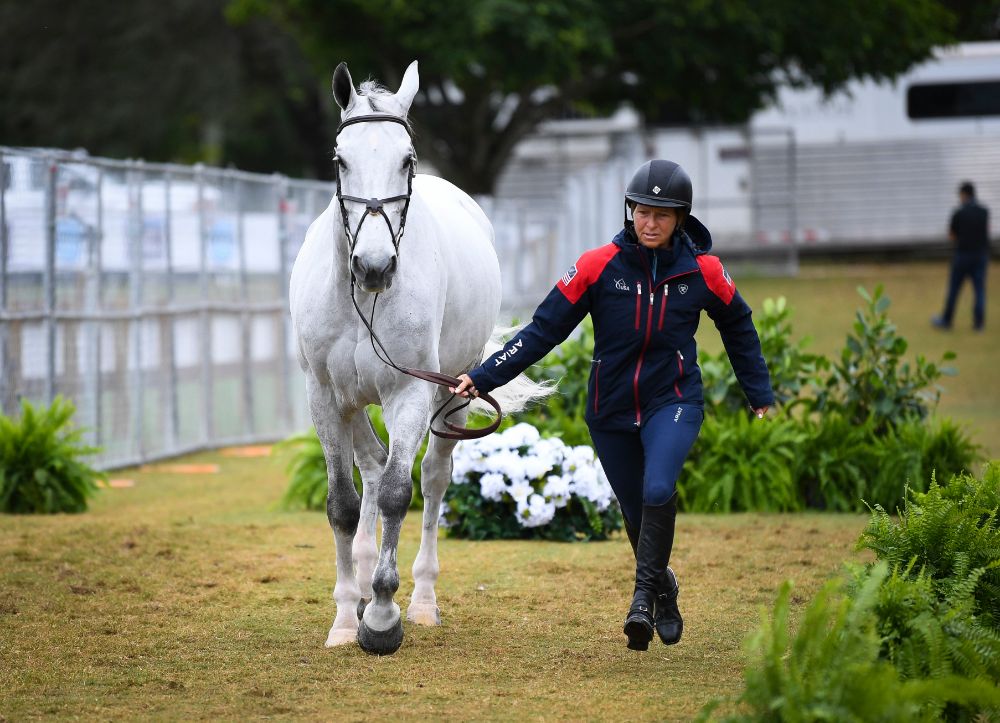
[1,449,869,721]
[1,259,995,720]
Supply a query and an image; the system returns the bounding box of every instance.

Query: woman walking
[453,160,774,651]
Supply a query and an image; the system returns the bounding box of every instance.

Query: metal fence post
[275,174,293,431]
[163,170,179,451]
[0,149,8,416]
[82,167,103,449]
[197,164,214,443]
[128,161,145,458]
[44,155,57,403]
[236,173,254,437]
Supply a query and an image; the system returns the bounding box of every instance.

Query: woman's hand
[753,406,769,419]
[450,374,479,398]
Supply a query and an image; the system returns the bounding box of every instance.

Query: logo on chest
[614,278,631,292]
[677,283,689,295]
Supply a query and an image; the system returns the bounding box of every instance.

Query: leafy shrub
[277,406,426,511]
[513,317,595,447]
[701,296,822,415]
[680,412,806,512]
[0,396,104,514]
[785,414,979,515]
[440,423,621,541]
[700,565,1000,722]
[810,285,956,430]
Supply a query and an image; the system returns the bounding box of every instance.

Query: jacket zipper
[592,359,602,413]
[631,248,697,427]
[634,282,642,330]
[675,350,685,398]
[658,285,668,330]
[633,273,655,427]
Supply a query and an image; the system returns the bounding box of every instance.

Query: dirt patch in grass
[0,450,869,721]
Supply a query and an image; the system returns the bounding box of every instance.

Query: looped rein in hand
[335,113,503,440]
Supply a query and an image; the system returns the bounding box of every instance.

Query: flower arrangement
[440,423,622,541]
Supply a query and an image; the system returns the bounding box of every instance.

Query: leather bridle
[334,114,414,256]
[334,112,502,440]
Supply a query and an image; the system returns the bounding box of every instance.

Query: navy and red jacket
[469,216,774,432]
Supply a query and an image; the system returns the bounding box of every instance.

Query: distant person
[933,181,990,331]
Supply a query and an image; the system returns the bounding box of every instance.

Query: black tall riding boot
[655,566,683,645]
[623,496,677,651]
[623,518,639,558]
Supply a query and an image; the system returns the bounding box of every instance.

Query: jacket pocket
[592,358,602,413]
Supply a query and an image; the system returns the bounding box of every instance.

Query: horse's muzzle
[351,253,398,293]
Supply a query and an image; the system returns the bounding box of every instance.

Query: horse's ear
[332,62,357,111]
[394,60,419,115]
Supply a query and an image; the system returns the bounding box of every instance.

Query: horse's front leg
[357,387,429,655]
[351,410,386,612]
[305,377,361,648]
[407,391,466,626]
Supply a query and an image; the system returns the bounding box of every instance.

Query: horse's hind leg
[352,410,386,610]
[407,394,465,626]
[306,378,362,648]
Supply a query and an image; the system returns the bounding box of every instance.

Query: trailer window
[907,80,1000,119]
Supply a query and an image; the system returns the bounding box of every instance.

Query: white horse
[290,60,544,655]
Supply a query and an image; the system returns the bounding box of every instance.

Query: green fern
[700,564,1000,722]
[0,396,104,514]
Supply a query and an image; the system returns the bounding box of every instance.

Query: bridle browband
[334,112,502,440]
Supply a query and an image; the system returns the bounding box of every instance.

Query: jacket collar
[614,213,712,279]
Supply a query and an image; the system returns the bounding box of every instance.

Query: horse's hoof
[357,618,404,655]
[356,598,369,620]
[406,603,441,626]
[324,627,358,648]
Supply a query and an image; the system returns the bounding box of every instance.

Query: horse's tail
[470,326,555,415]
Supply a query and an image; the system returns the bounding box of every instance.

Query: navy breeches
[589,403,704,527]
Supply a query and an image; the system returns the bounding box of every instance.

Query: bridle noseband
[334,112,502,440]
[334,114,415,256]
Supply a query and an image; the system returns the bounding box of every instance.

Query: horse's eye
[335,155,348,171]
[402,156,415,171]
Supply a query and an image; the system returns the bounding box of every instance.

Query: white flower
[502,422,541,449]
[477,472,508,502]
[486,448,531,484]
[516,493,556,528]
[519,453,554,481]
[508,479,534,504]
[542,474,571,508]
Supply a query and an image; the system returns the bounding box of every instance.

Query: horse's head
[332,61,419,293]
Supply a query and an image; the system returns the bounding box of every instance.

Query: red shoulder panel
[696,255,736,305]
[556,244,619,304]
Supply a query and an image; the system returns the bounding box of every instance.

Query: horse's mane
[357,79,413,130]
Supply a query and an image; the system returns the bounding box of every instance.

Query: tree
[230,0,971,193]
[3,0,995,189]
[0,0,332,178]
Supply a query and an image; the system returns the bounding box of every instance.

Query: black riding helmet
[624,160,693,232]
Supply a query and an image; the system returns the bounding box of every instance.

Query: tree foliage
[2,0,995,190]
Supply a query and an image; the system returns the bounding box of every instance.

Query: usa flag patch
[560,264,578,286]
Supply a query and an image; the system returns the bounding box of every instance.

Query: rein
[335,113,502,440]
